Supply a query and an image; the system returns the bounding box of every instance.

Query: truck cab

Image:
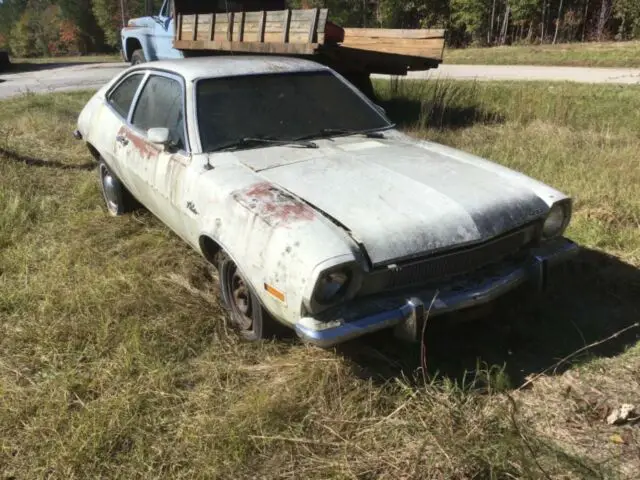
[121,0,184,64]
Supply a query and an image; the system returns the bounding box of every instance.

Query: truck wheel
[217,252,281,341]
[130,49,146,65]
[99,161,137,216]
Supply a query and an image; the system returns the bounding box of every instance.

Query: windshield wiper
[214,136,318,152]
[296,127,388,141]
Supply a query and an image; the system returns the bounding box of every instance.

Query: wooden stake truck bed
[173,7,445,76]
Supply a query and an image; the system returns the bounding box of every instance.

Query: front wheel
[217,253,280,341]
[130,49,146,65]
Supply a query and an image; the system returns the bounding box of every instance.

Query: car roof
[128,56,330,82]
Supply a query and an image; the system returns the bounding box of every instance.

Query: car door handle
[116,134,129,146]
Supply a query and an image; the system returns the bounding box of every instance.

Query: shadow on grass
[0,146,95,171]
[380,97,505,130]
[339,246,640,389]
[376,78,505,130]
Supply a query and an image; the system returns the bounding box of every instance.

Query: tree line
[1,0,638,57]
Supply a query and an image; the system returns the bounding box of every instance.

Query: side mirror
[148,127,171,146]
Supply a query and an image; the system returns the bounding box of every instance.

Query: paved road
[2,62,640,99]
[0,62,128,99]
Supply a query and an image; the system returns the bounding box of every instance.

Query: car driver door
[119,71,197,243]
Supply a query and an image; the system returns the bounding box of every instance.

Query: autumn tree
[9,1,65,57]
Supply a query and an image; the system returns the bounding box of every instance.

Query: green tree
[57,0,107,52]
[92,0,147,48]
[0,0,29,45]
[9,1,65,57]
[450,0,493,43]
[614,0,640,38]
[377,0,449,28]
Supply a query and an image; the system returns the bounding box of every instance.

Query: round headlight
[315,271,350,304]
[543,203,567,238]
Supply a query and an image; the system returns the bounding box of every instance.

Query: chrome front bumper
[295,238,579,348]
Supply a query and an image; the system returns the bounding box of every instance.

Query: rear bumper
[295,238,579,348]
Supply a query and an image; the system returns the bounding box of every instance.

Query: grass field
[0,82,639,478]
[445,41,640,68]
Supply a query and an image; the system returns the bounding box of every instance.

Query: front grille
[380,226,535,291]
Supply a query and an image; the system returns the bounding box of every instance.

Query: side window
[132,75,187,150]
[160,0,172,17]
[108,74,144,119]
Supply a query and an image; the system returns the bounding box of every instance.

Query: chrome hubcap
[230,269,253,331]
[101,167,119,213]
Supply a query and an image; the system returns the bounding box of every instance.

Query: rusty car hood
[233,135,559,266]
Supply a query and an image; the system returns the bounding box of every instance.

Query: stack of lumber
[341,28,445,60]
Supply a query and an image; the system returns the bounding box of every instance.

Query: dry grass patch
[0,83,638,478]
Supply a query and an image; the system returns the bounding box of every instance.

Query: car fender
[192,166,361,325]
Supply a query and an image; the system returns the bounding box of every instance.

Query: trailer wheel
[131,49,146,65]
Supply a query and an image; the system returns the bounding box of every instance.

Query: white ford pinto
[74,56,578,347]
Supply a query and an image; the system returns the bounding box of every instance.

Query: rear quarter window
[108,74,144,119]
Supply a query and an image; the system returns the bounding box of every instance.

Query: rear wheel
[217,252,280,341]
[99,161,136,216]
[130,49,146,65]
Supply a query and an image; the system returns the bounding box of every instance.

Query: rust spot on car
[117,126,160,159]
[234,181,315,226]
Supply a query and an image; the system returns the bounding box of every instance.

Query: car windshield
[195,71,392,152]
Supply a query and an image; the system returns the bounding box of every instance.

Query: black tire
[99,161,136,216]
[217,252,280,341]
[0,51,9,71]
[130,49,146,66]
